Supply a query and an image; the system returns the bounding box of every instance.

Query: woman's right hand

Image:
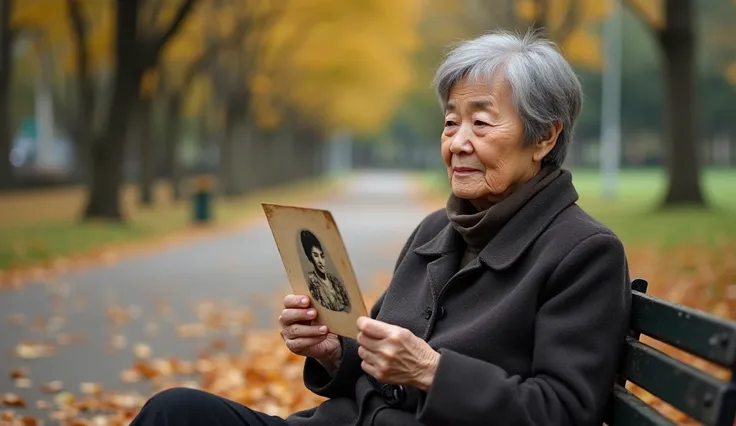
[280,294,342,370]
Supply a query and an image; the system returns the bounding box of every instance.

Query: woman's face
[310,246,326,274]
[441,73,558,210]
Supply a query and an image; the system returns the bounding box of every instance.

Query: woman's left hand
[356,316,440,392]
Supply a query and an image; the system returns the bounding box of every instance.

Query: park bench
[606,278,736,426]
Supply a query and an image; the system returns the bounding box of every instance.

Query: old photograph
[262,203,367,339]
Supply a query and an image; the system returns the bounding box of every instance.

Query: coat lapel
[413,223,464,302]
[479,170,579,270]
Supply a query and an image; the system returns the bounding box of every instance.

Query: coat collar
[414,170,579,271]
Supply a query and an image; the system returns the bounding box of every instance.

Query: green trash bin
[192,175,214,224]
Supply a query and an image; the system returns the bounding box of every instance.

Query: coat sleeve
[303,224,421,399]
[416,232,632,426]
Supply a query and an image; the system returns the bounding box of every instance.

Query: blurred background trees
[0,0,734,220]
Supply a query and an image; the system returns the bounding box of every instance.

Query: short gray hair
[432,30,583,166]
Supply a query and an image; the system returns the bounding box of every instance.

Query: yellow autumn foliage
[183,74,212,117]
[255,0,423,135]
[12,0,113,74]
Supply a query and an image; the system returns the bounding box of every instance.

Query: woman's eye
[474,120,488,127]
[444,120,456,127]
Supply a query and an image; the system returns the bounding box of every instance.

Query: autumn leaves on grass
[623,241,736,425]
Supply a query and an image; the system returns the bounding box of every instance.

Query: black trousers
[130,387,288,426]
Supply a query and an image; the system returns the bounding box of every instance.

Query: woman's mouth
[453,167,480,175]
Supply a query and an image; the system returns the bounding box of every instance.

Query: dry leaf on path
[41,380,63,393]
[14,378,32,388]
[14,341,56,359]
[2,393,26,407]
[9,367,28,380]
[80,382,103,396]
[133,343,152,359]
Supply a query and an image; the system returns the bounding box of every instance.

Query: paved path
[0,171,434,420]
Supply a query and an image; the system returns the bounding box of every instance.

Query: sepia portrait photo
[261,203,367,339]
[298,229,351,313]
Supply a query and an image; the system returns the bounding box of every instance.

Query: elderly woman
[130,30,631,426]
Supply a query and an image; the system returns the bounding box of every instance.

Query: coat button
[381,384,406,407]
[423,306,432,320]
[437,306,446,319]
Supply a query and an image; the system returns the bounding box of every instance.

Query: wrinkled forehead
[444,73,511,112]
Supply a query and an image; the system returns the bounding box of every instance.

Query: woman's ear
[533,121,563,163]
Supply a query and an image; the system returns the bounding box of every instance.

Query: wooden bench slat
[606,384,677,426]
[631,290,736,368]
[619,337,729,425]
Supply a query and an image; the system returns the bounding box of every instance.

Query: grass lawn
[0,176,343,271]
[419,167,736,247]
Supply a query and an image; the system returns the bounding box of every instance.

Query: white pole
[600,0,623,199]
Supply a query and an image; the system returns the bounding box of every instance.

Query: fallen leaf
[119,369,141,383]
[133,343,151,359]
[80,382,103,396]
[14,378,32,388]
[14,341,56,359]
[2,393,26,407]
[21,416,40,426]
[10,367,28,380]
[1,410,14,422]
[41,380,63,393]
[53,391,75,407]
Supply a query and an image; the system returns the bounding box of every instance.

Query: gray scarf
[446,165,563,268]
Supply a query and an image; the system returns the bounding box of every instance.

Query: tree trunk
[219,107,238,196]
[83,0,141,220]
[0,0,13,189]
[67,0,95,185]
[135,97,154,205]
[658,0,705,207]
[163,92,184,200]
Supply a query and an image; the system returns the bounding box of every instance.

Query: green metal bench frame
[605,278,736,426]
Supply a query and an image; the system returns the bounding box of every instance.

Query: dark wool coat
[286,171,632,426]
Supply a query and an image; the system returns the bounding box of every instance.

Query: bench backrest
[606,278,736,426]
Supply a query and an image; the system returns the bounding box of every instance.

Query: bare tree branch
[143,0,200,67]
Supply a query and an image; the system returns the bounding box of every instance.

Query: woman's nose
[449,126,473,154]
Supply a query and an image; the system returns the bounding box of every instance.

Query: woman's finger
[284,294,311,309]
[360,360,380,379]
[357,345,381,365]
[356,331,383,352]
[279,308,317,326]
[282,323,327,339]
[356,317,391,340]
[286,335,327,352]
